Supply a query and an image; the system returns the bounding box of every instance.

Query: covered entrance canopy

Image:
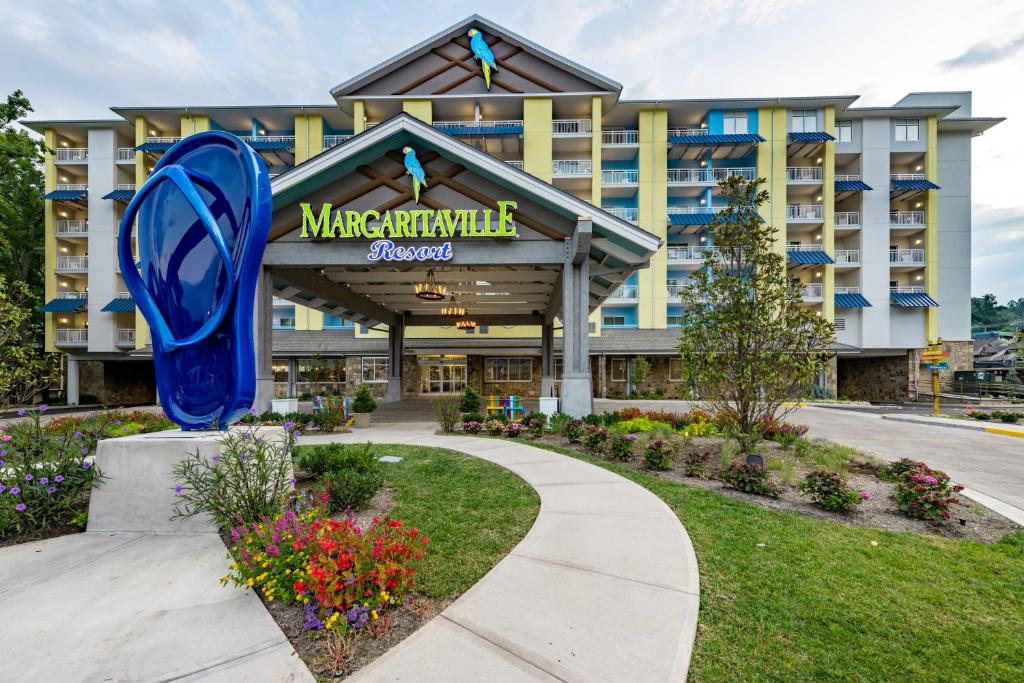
[254,113,661,415]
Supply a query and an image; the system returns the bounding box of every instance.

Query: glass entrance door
[418,357,467,394]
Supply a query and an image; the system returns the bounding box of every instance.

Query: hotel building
[24,15,1002,408]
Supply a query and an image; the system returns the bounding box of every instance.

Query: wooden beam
[348,283,552,295]
[328,269,559,283]
[268,267,398,327]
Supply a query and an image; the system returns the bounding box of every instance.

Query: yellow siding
[402,99,432,124]
[523,98,552,182]
[637,109,667,329]
[294,113,323,165]
[822,105,836,324]
[179,114,210,137]
[353,101,365,134]
[756,107,788,255]
[925,114,939,341]
[133,116,150,349]
[590,96,602,208]
[43,129,56,352]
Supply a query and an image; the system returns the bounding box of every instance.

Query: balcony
[890,173,925,181]
[836,286,862,294]
[552,159,592,178]
[834,250,861,265]
[666,284,687,301]
[323,134,352,149]
[56,183,88,192]
[116,328,136,347]
[56,255,88,272]
[607,284,638,302]
[835,174,862,181]
[890,210,925,226]
[800,283,824,301]
[891,285,925,294]
[667,127,708,137]
[667,246,715,264]
[890,249,925,265]
[56,328,88,346]
[602,129,638,145]
[786,166,823,182]
[56,219,88,237]
[835,211,861,227]
[505,160,524,170]
[56,148,88,162]
[433,120,524,135]
[786,204,823,222]
[667,167,755,185]
[601,169,638,185]
[116,147,136,162]
[552,119,592,137]
[603,207,638,223]
[56,291,87,300]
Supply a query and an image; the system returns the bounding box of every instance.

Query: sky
[1,0,1020,302]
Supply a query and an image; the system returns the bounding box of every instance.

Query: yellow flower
[246,578,254,587]
[371,610,378,620]
[303,598,310,604]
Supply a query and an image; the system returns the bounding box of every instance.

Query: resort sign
[298,201,518,262]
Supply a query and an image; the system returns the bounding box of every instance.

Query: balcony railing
[836,286,862,294]
[603,207,638,222]
[667,246,715,263]
[56,219,88,235]
[552,119,592,136]
[890,249,925,264]
[667,167,755,184]
[116,147,136,162]
[668,127,708,137]
[834,250,861,264]
[115,183,136,191]
[56,291,87,299]
[147,136,182,144]
[116,328,136,345]
[891,173,925,181]
[552,159,593,177]
[505,160,524,170]
[115,290,132,299]
[56,255,88,271]
[668,205,725,214]
[835,211,861,226]
[241,135,295,146]
[56,148,88,162]
[787,204,823,221]
[602,169,638,185]
[666,284,688,299]
[433,120,523,132]
[835,174,862,181]
[890,210,925,226]
[608,284,638,301]
[323,134,352,148]
[787,244,826,252]
[56,328,88,344]
[786,166,823,182]
[891,285,925,294]
[800,283,824,300]
[602,129,638,145]
[56,183,88,191]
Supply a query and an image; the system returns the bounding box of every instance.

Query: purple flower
[292,430,301,440]
[38,404,48,412]
[289,478,297,486]
[82,461,93,469]
[239,454,247,462]
[249,407,258,415]
[303,602,324,631]
[114,420,121,426]
[81,447,90,455]
[39,477,49,485]
[47,486,56,495]
[17,409,26,417]
[73,431,82,439]
[54,475,64,483]
[24,473,33,482]
[283,421,294,431]
[211,455,221,463]
[0,449,6,457]
[15,503,26,512]
[10,486,20,495]
[0,485,5,494]
[175,485,182,495]
[267,544,280,556]
[860,491,873,501]
[922,475,938,485]
[0,460,5,468]
[1,435,11,442]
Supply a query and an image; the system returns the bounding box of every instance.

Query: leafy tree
[972,294,1024,332]
[676,176,835,454]
[630,355,651,391]
[0,275,60,408]
[0,90,46,298]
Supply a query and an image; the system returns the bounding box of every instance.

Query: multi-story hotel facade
[24,15,1002,407]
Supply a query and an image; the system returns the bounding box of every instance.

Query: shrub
[963,408,990,421]
[549,412,572,435]
[608,434,637,461]
[643,410,677,425]
[798,470,864,512]
[611,416,659,435]
[602,411,623,426]
[583,413,603,426]
[521,412,547,430]
[173,424,297,526]
[462,413,486,424]
[484,420,505,436]
[643,439,673,471]
[313,399,347,433]
[893,463,964,521]
[682,450,711,477]
[582,425,609,453]
[992,410,1021,424]
[619,407,643,420]
[283,412,314,427]
[880,458,927,482]
[434,397,462,433]
[761,419,809,448]
[0,407,104,537]
[681,418,718,438]
[462,420,482,435]
[352,384,377,414]
[720,462,782,497]
[526,418,545,437]
[458,385,481,413]
[565,419,586,443]
[503,422,525,438]
[322,452,385,512]
[259,411,285,424]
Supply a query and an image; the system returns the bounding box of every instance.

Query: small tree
[630,356,651,393]
[459,384,481,413]
[0,276,60,408]
[677,176,834,454]
[352,384,377,414]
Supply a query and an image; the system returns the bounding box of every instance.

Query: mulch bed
[0,518,85,549]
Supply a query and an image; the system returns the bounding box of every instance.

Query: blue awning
[246,139,295,151]
[891,179,940,191]
[891,292,939,307]
[789,132,836,142]
[668,211,715,226]
[434,124,524,136]
[787,250,835,265]
[835,293,872,308]
[835,180,872,192]
[42,189,87,201]
[101,297,136,312]
[102,189,136,201]
[135,141,175,152]
[669,133,765,145]
[40,297,87,313]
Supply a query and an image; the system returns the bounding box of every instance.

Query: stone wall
[836,353,913,402]
[81,360,156,405]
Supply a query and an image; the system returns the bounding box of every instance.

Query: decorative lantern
[414,268,447,301]
[455,318,477,331]
[441,293,466,318]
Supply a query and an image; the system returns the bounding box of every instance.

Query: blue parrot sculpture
[467,28,497,90]
[402,146,427,204]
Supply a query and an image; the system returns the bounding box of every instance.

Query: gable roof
[330,14,622,100]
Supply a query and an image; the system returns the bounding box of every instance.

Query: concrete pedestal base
[559,374,593,417]
[540,376,555,399]
[386,377,402,402]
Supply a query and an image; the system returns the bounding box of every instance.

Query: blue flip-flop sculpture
[118,131,272,430]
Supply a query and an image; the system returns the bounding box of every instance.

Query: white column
[67,357,80,406]
[386,317,404,402]
[253,267,274,413]
[559,260,594,417]
[540,322,554,398]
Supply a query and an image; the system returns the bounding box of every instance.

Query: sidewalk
[881,413,1024,438]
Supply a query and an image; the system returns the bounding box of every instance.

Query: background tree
[0,90,46,298]
[0,276,60,408]
[630,355,651,394]
[676,176,835,455]
[972,294,1024,333]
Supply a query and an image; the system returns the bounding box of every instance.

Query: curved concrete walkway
[302,425,700,682]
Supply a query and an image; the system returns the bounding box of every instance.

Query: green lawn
[295,443,539,598]
[516,440,1024,682]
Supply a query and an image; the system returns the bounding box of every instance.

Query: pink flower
[860,491,873,501]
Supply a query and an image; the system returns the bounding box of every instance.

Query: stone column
[386,316,404,402]
[540,322,555,398]
[66,357,80,406]
[253,267,274,413]
[287,357,298,399]
[559,260,593,417]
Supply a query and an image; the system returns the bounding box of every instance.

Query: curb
[881,414,1024,438]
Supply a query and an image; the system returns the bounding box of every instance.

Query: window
[361,356,389,383]
[272,306,295,330]
[323,314,352,329]
[791,109,817,133]
[603,314,626,327]
[723,111,748,135]
[669,358,684,382]
[485,357,532,382]
[610,358,627,382]
[894,119,919,142]
[299,358,346,383]
[837,120,853,142]
[835,317,846,331]
[554,357,563,381]
[667,315,684,327]
[478,325,489,334]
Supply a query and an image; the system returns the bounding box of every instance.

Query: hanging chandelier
[414,268,447,301]
[441,292,466,318]
[455,318,477,331]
